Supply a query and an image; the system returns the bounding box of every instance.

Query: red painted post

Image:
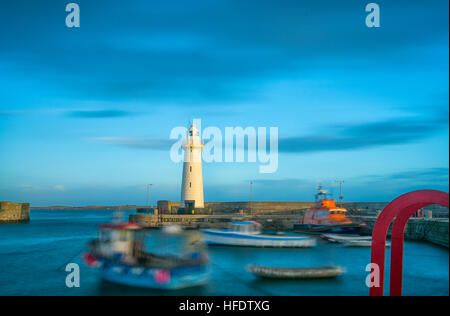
[370,206,394,296]
[389,202,428,296]
[370,190,449,296]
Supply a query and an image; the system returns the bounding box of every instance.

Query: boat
[321,233,372,243]
[320,234,391,247]
[246,264,345,279]
[202,221,316,248]
[293,185,366,234]
[83,222,209,290]
[344,240,390,248]
[162,224,183,235]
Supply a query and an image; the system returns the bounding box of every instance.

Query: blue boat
[84,222,209,290]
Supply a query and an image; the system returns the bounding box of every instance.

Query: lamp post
[250,181,253,215]
[335,180,344,206]
[146,184,153,207]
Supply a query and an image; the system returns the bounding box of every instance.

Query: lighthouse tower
[180,124,204,209]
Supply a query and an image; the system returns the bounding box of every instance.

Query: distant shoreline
[31,205,148,210]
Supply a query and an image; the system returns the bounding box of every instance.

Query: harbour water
[0,210,448,296]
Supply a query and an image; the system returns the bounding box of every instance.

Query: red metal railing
[369,190,449,296]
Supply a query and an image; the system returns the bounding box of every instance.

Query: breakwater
[157,200,449,217]
[130,214,302,230]
[353,216,449,247]
[157,200,394,215]
[0,201,30,223]
[156,200,316,215]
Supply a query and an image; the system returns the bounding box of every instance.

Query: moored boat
[203,221,316,248]
[162,224,183,235]
[84,222,209,290]
[321,233,372,243]
[320,234,391,247]
[246,264,345,279]
[344,240,391,248]
[294,185,366,234]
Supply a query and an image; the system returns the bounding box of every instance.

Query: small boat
[321,233,372,243]
[162,224,183,235]
[294,185,366,234]
[84,222,209,290]
[344,240,391,248]
[203,221,316,248]
[247,264,345,279]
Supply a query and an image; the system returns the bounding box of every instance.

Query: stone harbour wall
[155,200,408,216]
[0,201,30,223]
[129,213,302,230]
[351,215,449,247]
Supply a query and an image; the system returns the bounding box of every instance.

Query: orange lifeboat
[293,186,365,234]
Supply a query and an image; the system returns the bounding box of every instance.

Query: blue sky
[0,0,448,206]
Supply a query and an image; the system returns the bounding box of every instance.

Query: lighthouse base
[177,207,213,215]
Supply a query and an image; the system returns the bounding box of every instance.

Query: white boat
[162,224,183,235]
[203,221,316,248]
[321,233,372,243]
[321,234,391,247]
[344,240,391,248]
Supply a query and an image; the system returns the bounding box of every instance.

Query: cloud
[0,110,29,116]
[218,168,449,202]
[250,178,313,187]
[345,167,450,200]
[1,0,447,103]
[279,115,448,153]
[67,110,132,118]
[54,185,65,191]
[87,113,448,155]
[365,167,449,186]
[17,184,68,192]
[87,137,174,150]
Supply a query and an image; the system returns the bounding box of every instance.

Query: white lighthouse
[180,124,204,209]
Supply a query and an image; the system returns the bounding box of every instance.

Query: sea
[0,210,448,296]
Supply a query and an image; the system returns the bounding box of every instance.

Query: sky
[0,0,448,206]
